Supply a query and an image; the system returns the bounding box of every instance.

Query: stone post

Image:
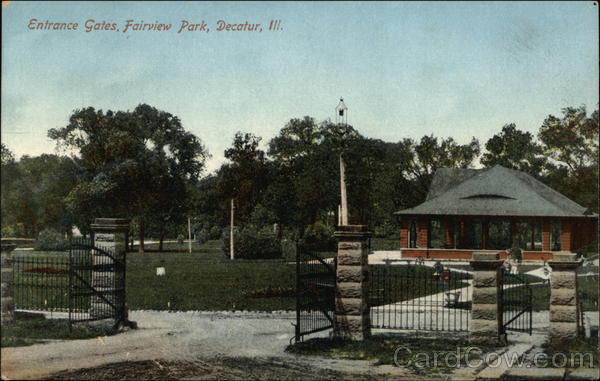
[470,252,506,345]
[334,225,371,341]
[548,252,581,344]
[90,218,129,325]
[1,243,17,325]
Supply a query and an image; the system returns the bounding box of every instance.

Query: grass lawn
[1,313,118,348]
[578,275,599,312]
[13,241,598,313]
[286,333,499,376]
[543,336,599,369]
[503,272,545,285]
[369,237,399,251]
[528,276,598,311]
[369,264,471,307]
[12,252,70,312]
[126,240,298,311]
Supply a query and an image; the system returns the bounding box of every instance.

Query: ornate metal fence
[369,260,472,332]
[501,271,533,335]
[12,237,126,328]
[294,251,336,342]
[13,253,70,312]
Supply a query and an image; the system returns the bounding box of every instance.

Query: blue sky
[2,1,598,173]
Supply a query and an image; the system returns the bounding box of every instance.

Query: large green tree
[394,135,481,209]
[481,124,547,177]
[1,150,80,237]
[538,106,599,212]
[217,132,269,225]
[48,104,208,251]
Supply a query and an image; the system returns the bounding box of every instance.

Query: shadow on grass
[1,312,119,348]
[543,336,600,369]
[286,332,499,376]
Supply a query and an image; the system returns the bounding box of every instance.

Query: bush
[508,242,522,262]
[196,229,209,244]
[299,222,336,252]
[281,239,297,261]
[1,224,18,238]
[34,228,70,251]
[222,225,282,259]
[209,225,222,240]
[373,221,398,238]
[576,241,599,259]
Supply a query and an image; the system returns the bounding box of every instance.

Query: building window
[429,219,445,248]
[468,219,483,249]
[489,220,511,250]
[446,219,456,249]
[515,221,532,250]
[533,221,542,250]
[551,221,561,251]
[515,221,542,250]
[409,219,417,248]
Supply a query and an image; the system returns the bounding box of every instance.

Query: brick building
[396,165,598,260]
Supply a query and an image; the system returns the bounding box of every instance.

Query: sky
[2,1,598,173]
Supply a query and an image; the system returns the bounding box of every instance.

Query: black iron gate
[502,271,533,335]
[69,237,126,328]
[369,260,472,332]
[294,251,336,342]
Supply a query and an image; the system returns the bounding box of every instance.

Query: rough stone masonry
[470,252,506,345]
[90,218,129,324]
[334,225,371,341]
[548,252,581,344]
[1,243,17,325]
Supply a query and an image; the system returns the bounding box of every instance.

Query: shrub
[373,221,398,238]
[1,224,18,238]
[299,222,336,252]
[196,229,209,244]
[34,228,70,251]
[209,225,222,240]
[222,225,282,259]
[281,239,297,261]
[508,242,522,263]
[576,241,599,259]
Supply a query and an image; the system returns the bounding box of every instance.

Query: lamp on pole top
[335,98,348,125]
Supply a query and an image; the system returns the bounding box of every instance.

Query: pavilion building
[396,165,598,261]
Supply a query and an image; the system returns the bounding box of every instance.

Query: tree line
[1,104,597,252]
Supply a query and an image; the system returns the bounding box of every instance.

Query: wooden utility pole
[187,216,192,253]
[339,154,348,226]
[335,98,349,226]
[230,198,235,260]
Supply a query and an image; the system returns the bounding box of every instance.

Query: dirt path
[1,311,296,379]
[5,310,583,380]
[1,311,417,380]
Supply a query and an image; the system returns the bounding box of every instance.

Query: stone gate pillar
[1,243,17,325]
[548,252,581,344]
[91,218,129,324]
[470,252,506,345]
[334,225,371,341]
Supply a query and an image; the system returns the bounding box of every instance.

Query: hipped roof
[395,165,597,218]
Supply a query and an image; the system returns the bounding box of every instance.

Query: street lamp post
[336,98,349,226]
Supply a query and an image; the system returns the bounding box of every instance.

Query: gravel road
[1,310,308,379]
[3,310,596,380]
[3,310,413,380]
